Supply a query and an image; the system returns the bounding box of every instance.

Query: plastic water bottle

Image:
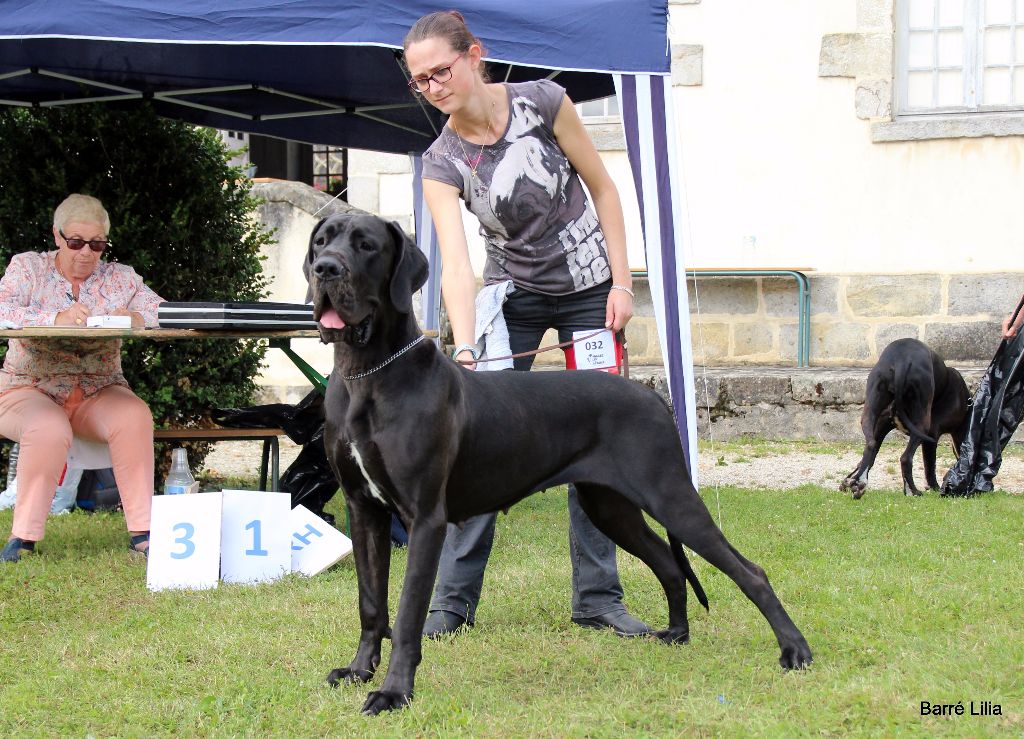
[6,443,19,489]
[164,447,197,495]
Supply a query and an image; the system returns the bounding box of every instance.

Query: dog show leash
[455,329,630,379]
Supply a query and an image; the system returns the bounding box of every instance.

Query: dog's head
[304,213,428,346]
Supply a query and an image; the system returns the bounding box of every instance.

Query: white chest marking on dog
[349,443,388,505]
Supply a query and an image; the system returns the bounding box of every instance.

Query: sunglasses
[60,229,110,253]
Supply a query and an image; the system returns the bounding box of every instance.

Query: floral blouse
[0,250,164,403]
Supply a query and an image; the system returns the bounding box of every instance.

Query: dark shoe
[572,610,653,637]
[129,533,150,558]
[422,610,469,639]
[0,537,35,563]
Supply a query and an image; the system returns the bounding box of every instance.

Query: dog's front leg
[360,509,448,716]
[327,497,392,688]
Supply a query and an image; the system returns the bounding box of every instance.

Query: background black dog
[841,338,969,498]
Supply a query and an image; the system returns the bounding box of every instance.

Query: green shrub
[0,105,272,474]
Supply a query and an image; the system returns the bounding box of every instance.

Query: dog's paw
[653,627,690,645]
[326,666,374,687]
[842,476,867,499]
[361,689,412,715]
[779,641,813,670]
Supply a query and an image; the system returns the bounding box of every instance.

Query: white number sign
[147,492,224,592]
[572,329,617,371]
[289,504,353,577]
[220,490,292,584]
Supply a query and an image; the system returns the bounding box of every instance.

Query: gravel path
[203,438,1024,494]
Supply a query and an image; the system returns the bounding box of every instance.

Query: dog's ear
[387,220,429,314]
[303,217,329,303]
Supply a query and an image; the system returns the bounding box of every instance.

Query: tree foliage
[0,105,272,471]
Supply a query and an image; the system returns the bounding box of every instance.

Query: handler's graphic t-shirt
[421,79,611,296]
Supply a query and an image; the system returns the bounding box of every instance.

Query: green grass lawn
[1,463,1022,736]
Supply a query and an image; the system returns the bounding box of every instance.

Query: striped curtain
[410,154,442,334]
[614,73,698,484]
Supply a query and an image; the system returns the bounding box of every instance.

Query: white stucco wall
[668,0,1024,273]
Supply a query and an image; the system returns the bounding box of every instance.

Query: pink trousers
[0,385,154,541]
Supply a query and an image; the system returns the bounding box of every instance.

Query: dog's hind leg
[922,439,940,490]
[842,411,893,499]
[900,437,925,496]
[644,484,813,670]
[327,496,393,688]
[573,483,695,644]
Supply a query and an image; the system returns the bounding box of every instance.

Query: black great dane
[305,213,812,715]
[841,338,970,498]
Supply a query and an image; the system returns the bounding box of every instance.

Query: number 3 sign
[147,492,224,591]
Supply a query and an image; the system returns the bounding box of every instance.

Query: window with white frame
[576,95,620,123]
[898,0,1024,114]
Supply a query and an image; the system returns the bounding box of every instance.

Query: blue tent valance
[0,0,669,154]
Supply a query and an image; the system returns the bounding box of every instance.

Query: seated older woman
[0,194,164,562]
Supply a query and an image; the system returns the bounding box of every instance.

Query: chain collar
[342,334,426,381]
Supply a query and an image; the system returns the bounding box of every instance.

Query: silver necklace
[452,101,494,179]
[342,334,426,381]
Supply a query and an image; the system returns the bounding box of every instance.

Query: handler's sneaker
[0,537,35,563]
[422,609,470,639]
[572,610,653,637]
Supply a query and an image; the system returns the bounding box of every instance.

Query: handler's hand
[605,288,634,333]
[111,308,144,328]
[1002,309,1024,339]
[454,350,477,370]
[55,302,92,327]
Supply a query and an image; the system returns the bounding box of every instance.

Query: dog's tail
[891,364,938,444]
[893,408,937,444]
[669,535,709,611]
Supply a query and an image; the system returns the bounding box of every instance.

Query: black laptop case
[157,302,317,329]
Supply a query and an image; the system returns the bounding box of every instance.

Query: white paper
[220,490,292,584]
[147,492,223,591]
[85,315,132,328]
[289,505,353,577]
[571,329,617,371]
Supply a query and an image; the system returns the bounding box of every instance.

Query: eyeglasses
[60,229,109,253]
[407,52,463,94]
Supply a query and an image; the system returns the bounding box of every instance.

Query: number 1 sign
[220,490,292,584]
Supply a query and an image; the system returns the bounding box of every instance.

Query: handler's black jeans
[429,281,629,623]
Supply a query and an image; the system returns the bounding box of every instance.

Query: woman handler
[405,11,650,638]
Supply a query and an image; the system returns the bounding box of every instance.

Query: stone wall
[564,273,1023,369]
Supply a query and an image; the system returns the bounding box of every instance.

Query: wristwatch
[452,343,479,360]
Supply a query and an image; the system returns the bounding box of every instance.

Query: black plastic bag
[211,388,324,446]
[213,389,338,519]
[942,299,1024,496]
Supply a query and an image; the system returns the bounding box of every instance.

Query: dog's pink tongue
[319,307,346,329]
